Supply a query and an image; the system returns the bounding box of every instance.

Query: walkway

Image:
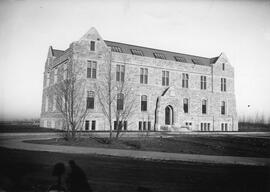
[0,133,270,166]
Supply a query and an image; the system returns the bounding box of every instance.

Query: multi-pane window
[141,95,147,111]
[91,120,96,130]
[200,76,207,90]
[85,120,96,131]
[221,101,226,115]
[221,123,228,131]
[140,68,148,84]
[131,49,144,56]
[201,123,210,131]
[90,41,95,51]
[117,93,124,111]
[87,61,97,79]
[162,71,169,86]
[202,99,207,114]
[174,56,187,63]
[114,121,127,130]
[221,78,227,92]
[85,120,89,130]
[139,121,151,131]
[182,73,189,88]
[116,65,125,82]
[153,52,166,60]
[110,46,122,53]
[183,98,189,113]
[86,91,95,109]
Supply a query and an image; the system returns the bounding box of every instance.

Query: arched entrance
[165,105,174,125]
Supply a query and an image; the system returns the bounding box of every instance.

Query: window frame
[183,98,189,114]
[90,41,95,51]
[86,91,95,109]
[202,99,207,114]
[141,95,148,111]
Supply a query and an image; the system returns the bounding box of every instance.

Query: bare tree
[95,50,136,141]
[54,60,89,139]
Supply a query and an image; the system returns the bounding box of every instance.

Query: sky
[0,0,270,121]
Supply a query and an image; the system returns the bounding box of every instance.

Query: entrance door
[165,105,173,125]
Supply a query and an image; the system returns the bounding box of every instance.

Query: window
[114,121,127,130]
[138,121,151,131]
[116,65,125,82]
[90,41,95,51]
[153,52,166,60]
[183,98,189,113]
[174,56,187,63]
[182,73,189,88]
[201,123,210,131]
[200,76,207,90]
[191,59,201,64]
[162,71,169,86]
[86,91,95,109]
[222,63,225,71]
[85,120,89,131]
[221,78,227,92]
[110,46,122,53]
[91,120,96,130]
[140,68,148,84]
[131,49,144,56]
[221,123,228,131]
[87,60,97,79]
[139,121,142,131]
[117,93,124,111]
[141,95,147,111]
[202,99,207,114]
[221,101,226,115]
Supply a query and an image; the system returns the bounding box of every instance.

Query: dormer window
[191,59,201,64]
[153,52,166,60]
[174,56,187,63]
[131,49,144,56]
[90,41,95,51]
[109,46,123,53]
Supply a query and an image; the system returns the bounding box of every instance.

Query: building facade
[40,27,238,132]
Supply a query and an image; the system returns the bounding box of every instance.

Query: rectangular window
[207,123,210,131]
[148,122,151,131]
[114,121,127,130]
[87,61,97,79]
[141,95,147,111]
[183,98,189,113]
[221,101,226,115]
[85,120,89,131]
[201,123,203,131]
[153,52,166,60]
[139,121,142,131]
[222,63,225,71]
[140,68,148,84]
[90,41,95,51]
[182,73,189,88]
[162,71,169,86]
[117,93,124,111]
[91,120,96,130]
[87,91,95,109]
[143,121,147,130]
[202,100,207,114]
[221,78,227,92]
[116,65,125,82]
[200,76,207,90]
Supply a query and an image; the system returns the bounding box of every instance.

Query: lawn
[0,123,57,133]
[0,147,269,192]
[26,134,270,158]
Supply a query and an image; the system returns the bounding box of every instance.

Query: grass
[0,123,58,133]
[238,122,270,132]
[0,147,269,192]
[26,134,270,158]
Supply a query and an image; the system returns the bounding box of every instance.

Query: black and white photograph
[0,0,269,191]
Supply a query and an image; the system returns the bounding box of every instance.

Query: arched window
[87,91,95,109]
[202,99,207,114]
[117,93,124,110]
[141,95,147,111]
[221,101,226,115]
[183,98,189,113]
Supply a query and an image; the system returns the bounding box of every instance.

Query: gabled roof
[51,48,70,58]
[104,40,218,65]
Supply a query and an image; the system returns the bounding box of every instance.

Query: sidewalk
[0,133,270,166]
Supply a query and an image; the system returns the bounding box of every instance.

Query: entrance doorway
[165,105,174,125]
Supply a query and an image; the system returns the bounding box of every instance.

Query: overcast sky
[0,0,270,121]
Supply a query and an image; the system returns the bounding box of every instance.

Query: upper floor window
[162,71,169,86]
[200,76,207,90]
[221,101,226,115]
[222,63,225,71]
[183,98,189,113]
[90,41,95,51]
[221,78,227,92]
[87,60,97,79]
[153,52,166,60]
[117,93,124,111]
[141,95,147,111]
[110,46,123,53]
[116,65,125,82]
[202,99,207,114]
[174,56,187,63]
[182,73,189,88]
[86,91,95,109]
[191,59,201,64]
[131,49,144,56]
[140,68,148,84]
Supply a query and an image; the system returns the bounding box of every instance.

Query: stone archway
[165,105,174,125]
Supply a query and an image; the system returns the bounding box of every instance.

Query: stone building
[40,27,238,132]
